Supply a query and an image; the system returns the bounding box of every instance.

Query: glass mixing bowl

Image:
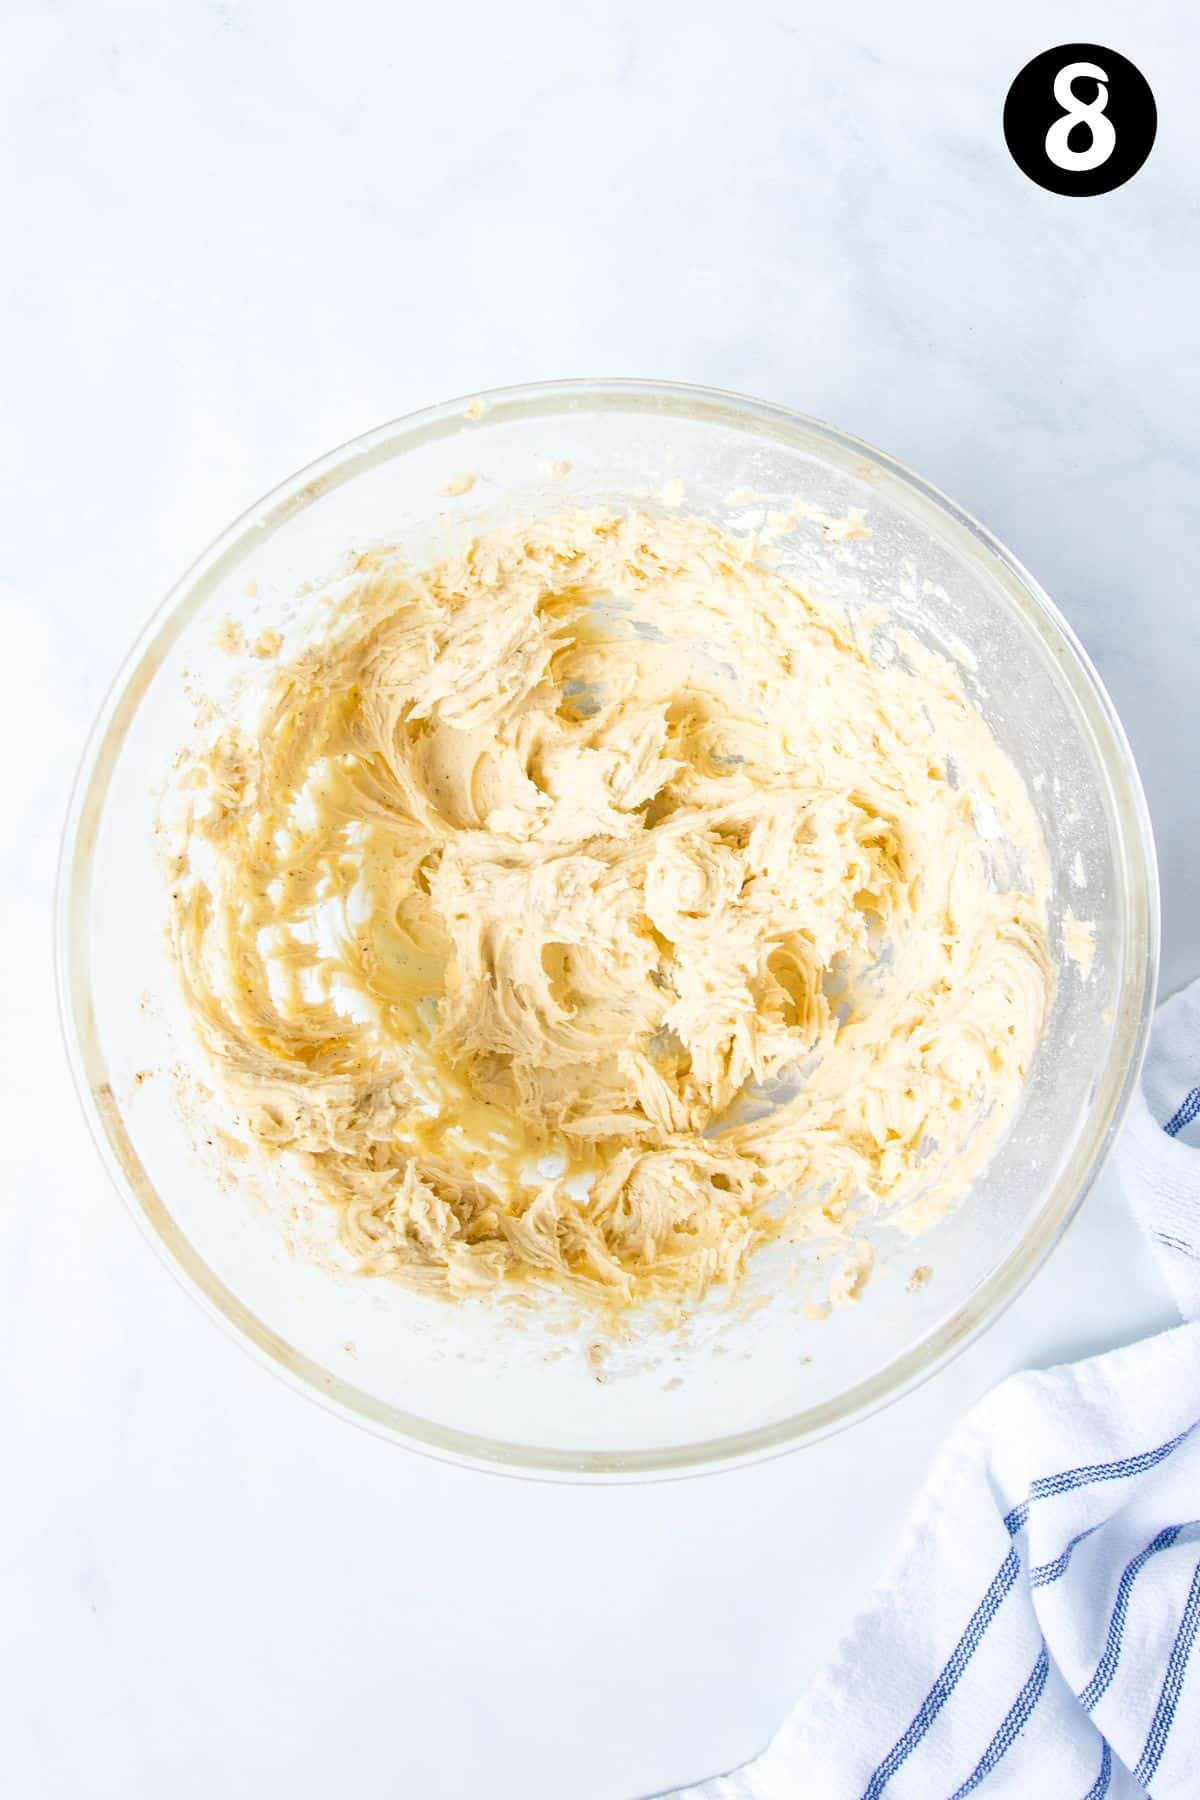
[57,379,1158,1480]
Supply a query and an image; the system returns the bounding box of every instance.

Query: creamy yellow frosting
[166,509,1052,1312]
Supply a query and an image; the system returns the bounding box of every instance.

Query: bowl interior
[61,382,1156,1477]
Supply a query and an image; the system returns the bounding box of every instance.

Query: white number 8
[1045,61,1116,171]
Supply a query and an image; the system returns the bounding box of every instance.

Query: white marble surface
[3,3,1198,1795]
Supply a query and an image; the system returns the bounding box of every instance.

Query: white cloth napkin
[683,979,1200,1800]
[1116,978,1200,1322]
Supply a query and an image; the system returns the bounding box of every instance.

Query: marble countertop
[3,3,1197,1795]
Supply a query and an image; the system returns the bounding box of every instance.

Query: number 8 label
[1004,44,1156,196]
[1045,61,1116,172]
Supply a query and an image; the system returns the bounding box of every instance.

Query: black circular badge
[1004,45,1156,196]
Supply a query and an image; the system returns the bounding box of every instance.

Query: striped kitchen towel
[1116,978,1200,1322]
[684,977,1200,1799]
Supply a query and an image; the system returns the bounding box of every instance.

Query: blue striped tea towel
[683,977,1200,1799]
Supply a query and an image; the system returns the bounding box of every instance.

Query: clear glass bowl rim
[56,376,1160,1483]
